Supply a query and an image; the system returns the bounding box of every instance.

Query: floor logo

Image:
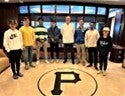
[37,68,98,96]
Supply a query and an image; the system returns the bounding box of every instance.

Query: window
[19,6,28,14]
[77,22,90,29]
[71,6,83,14]
[56,5,69,13]
[108,8,123,18]
[97,7,106,15]
[42,5,55,13]
[43,22,50,28]
[57,22,64,29]
[85,6,96,14]
[29,5,41,13]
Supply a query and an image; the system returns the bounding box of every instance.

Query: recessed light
[4,0,9,2]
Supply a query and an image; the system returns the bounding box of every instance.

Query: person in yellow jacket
[19,17,35,70]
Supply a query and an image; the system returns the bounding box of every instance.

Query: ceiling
[0,0,125,5]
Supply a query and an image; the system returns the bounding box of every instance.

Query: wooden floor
[0,60,125,96]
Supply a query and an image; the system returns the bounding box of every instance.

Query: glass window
[19,6,28,14]
[77,22,90,29]
[29,5,41,13]
[97,7,106,15]
[42,5,55,13]
[108,8,123,18]
[56,5,69,13]
[85,6,96,14]
[71,6,83,14]
[57,22,65,29]
[43,22,50,28]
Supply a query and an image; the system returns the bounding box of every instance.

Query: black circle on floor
[37,67,98,96]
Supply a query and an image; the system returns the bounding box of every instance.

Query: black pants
[50,43,59,59]
[88,47,98,67]
[8,49,22,75]
[99,53,108,71]
[64,43,74,61]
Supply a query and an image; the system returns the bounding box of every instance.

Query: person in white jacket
[3,20,23,79]
[85,22,100,70]
[61,16,75,64]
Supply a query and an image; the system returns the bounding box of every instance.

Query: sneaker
[56,59,59,63]
[45,60,50,64]
[13,74,18,79]
[25,65,29,70]
[72,60,75,64]
[29,64,35,68]
[97,70,103,74]
[103,71,106,76]
[36,60,40,65]
[51,59,54,63]
[76,61,80,64]
[94,66,99,71]
[63,60,67,64]
[17,73,23,77]
[82,61,86,66]
[87,64,92,67]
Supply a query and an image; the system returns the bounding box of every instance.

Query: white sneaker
[51,59,54,63]
[56,59,59,63]
[36,61,40,65]
[97,70,103,74]
[45,60,50,64]
[103,71,106,76]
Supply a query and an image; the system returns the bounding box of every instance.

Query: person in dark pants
[97,27,112,76]
[85,22,100,70]
[61,16,75,64]
[3,20,23,79]
[48,18,60,63]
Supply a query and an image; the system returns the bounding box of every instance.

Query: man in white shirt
[85,22,100,70]
[61,16,75,64]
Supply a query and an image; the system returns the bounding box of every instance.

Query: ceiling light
[4,0,9,2]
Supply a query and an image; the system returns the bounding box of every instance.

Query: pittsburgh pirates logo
[37,68,98,96]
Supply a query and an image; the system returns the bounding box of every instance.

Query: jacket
[48,26,60,43]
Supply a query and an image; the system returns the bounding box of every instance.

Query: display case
[110,44,125,63]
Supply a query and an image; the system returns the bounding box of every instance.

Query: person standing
[19,17,36,70]
[61,16,75,64]
[85,22,100,70]
[35,17,50,64]
[75,18,87,65]
[48,19,60,63]
[97,27,112,76]
[4,20,23,79]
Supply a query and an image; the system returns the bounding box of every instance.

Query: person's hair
[89,22,95,25]
[23,17,29,21]
[9,20,17,25]
[38,17,44,21]
[51,18,56,22]
[78,17,84,21]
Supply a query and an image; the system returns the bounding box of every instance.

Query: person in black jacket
[48,19,60,63]
[97,27,112,76]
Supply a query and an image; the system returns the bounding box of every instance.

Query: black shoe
[63,60,67,63]
[17,73,23,77]
[13,74,18,79]
[94,66,99,71]
[72,61,75,64]
[87,64,92,67]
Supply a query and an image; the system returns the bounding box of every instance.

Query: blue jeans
[23,46,33,65]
